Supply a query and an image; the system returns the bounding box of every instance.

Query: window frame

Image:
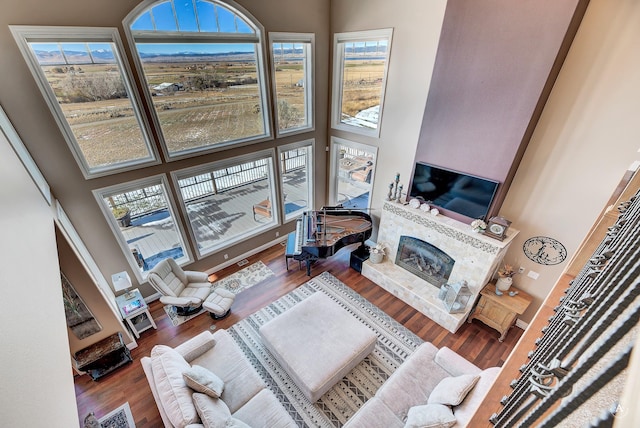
[171,148,278,258]
[269,32,315,137]
[329,137,378,210]
[93,174,192,283]
[9,25,160,179]
[277,139,315,223]
[331,28,393,138]
[123,0,273,162]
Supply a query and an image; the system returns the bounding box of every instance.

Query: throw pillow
[192,393,252,428]
[150,346,199,427]
[404,404,456,428]
[192,392,231,428]
[427,374,480,407]
[184,365,225,398]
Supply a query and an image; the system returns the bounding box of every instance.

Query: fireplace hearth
[395,236,454,287]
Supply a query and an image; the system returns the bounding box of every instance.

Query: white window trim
[92,174,193,283]
[9,25,160,179]
[122,0,273,162]
[170,148,278,258]
[277,139,315,223]
[329,136,378,209]
[0,104,51,204]
[269,32,315,137]
[331,28,393,138]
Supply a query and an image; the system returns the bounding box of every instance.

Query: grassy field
[44,59,384,168]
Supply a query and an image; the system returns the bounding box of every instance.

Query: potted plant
[111,206,131,227]
[368,242,386,264]
[496,263,516,292]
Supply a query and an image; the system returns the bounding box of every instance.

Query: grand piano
[285,206,373,275]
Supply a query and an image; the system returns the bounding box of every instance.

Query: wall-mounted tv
[408,162,500,220]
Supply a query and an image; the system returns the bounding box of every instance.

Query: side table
[115,289,157,339]
[468,283,532,342]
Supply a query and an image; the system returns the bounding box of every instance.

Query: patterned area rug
[164,261,275,326]
[228,271,424,427]
[211,260,275,294]
[98,402,135,428]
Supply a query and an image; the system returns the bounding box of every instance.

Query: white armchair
[147,258,212,315]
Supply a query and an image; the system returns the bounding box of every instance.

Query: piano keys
[285,207,373,275]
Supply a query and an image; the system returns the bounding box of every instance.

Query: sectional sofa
[142,328,499,427]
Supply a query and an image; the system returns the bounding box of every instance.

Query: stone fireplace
[362,201,518,332]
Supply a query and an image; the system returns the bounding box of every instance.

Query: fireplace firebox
[395,236,454,287]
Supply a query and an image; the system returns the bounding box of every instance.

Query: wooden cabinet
[468,283,532,342]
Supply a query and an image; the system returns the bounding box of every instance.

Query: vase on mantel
[496,276,513,292]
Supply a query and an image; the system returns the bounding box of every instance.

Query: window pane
[332,29,392,137]
[176,155,276,255]
[340,39,388,130]
[152,2,178,31]
[101,181,188,273]
[174,0,198,32]
[28,40,153,171]
[271,38,313,134]
[280,143,312,221]
[334,141,376,209]
[137,42,264,155]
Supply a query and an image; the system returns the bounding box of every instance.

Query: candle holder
[391,173,401,202]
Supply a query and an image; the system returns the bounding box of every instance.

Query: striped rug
[228,271,424,427]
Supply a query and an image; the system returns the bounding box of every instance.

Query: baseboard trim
[204,236,287,275]
[515,318,529,330]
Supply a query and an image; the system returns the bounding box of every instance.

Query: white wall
[0,130,78,425]
[500,0,640,322]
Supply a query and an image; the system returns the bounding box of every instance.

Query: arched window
[125,0,271,160]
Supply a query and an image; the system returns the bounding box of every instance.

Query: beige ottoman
[203,288,235,319]
[259,292,377,402]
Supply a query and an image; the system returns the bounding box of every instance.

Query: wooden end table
[468,283,532,342]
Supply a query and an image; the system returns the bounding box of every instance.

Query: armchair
[147,258,212,316]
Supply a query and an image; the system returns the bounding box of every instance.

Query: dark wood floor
[74,242,523,427]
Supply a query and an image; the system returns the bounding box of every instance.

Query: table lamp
[112,271,134,299]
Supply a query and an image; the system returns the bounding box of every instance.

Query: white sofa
[143,329,498,428]
[344,342,500,427]
[141,329,296,428]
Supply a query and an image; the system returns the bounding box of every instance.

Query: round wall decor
[523,236,567,265]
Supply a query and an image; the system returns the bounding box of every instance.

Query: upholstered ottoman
[203,288,235,319]
[259,291,377,402]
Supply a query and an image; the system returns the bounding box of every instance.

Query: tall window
[125,0,270,159]
[10,26,158,178]
[94,175,190,281]
[331,29,393,137]
[270,33,314,135]
[330,138,377,209]
[172,150,277,257]
[278,140,314,222]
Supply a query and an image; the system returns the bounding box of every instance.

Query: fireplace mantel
[362,201,518,332]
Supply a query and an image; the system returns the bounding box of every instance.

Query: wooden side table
[468,283,532,342]
[115,289,157,339]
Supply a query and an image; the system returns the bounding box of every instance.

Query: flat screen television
[408,162,500,220]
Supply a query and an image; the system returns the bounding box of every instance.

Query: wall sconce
[112,271,133,299]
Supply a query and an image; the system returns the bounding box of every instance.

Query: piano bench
[350,244,369,273]
[285,232,302,271]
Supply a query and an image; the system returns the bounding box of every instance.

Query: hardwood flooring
[74,242,523,427]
